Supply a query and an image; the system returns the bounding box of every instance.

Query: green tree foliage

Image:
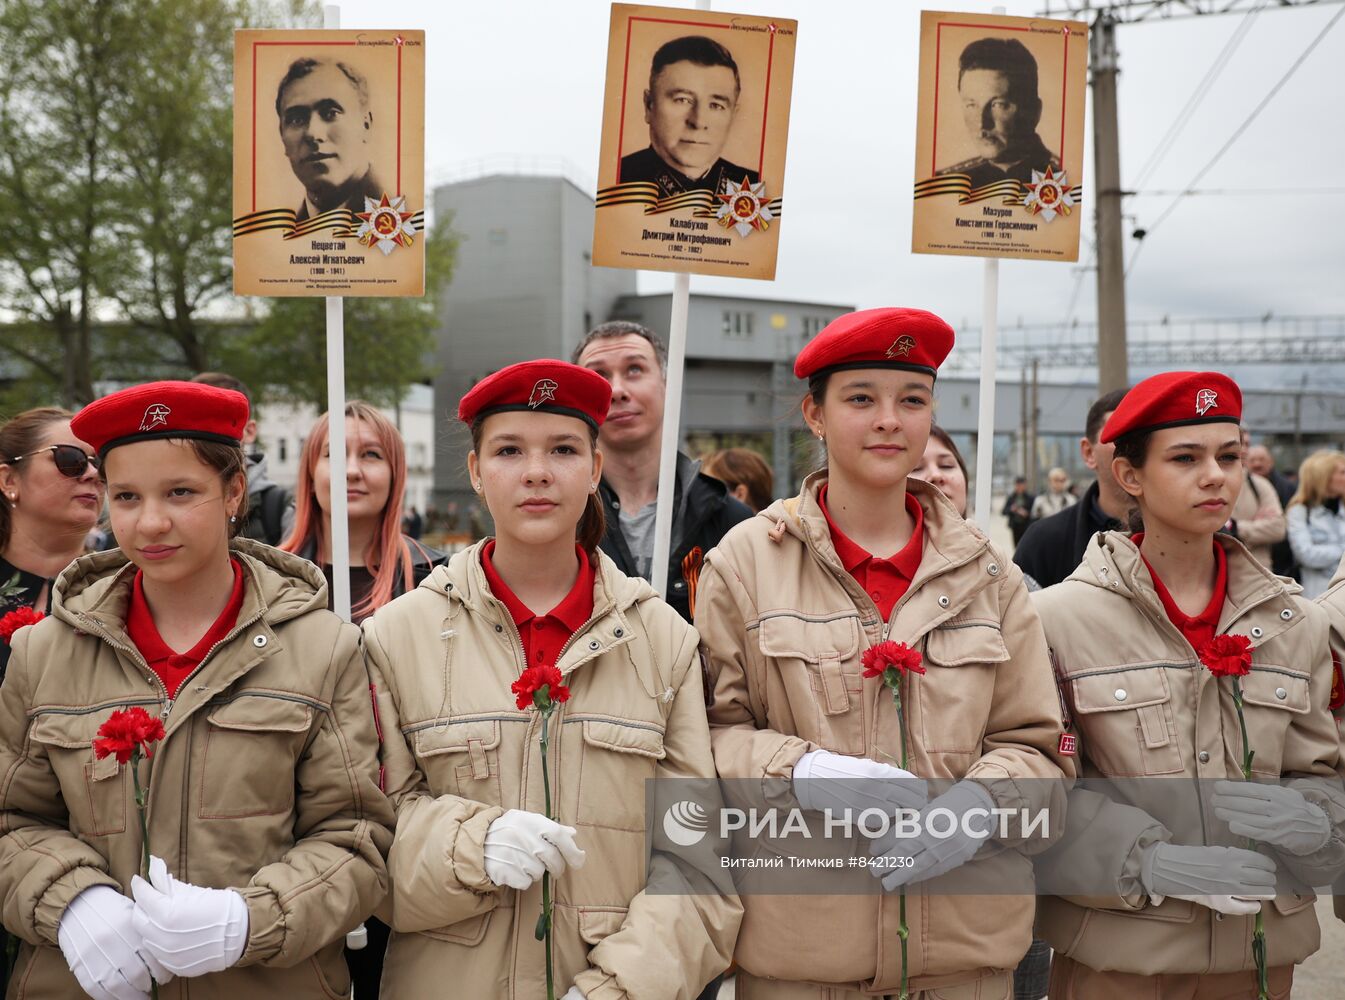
[221,223,459,409]
[0,0,450,413]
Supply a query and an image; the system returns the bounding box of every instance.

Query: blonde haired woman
[1286,449,1345,599]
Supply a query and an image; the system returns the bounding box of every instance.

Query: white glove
[1212,780,1333,856]
[870,780,996,891]
[57,885,173,1000]
[561,987,587,1000]
[131,855,249,977]
[482,810,586,891]
[1172,893,1266,916]
[793,750,928,816]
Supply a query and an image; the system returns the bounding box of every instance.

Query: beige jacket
[1033,531,1345,975]
[0,540,392,1000]
[1319,556,1345,923]
[1232,470,1286,570]
[696,474,1072,994]
[362,543,740,1000]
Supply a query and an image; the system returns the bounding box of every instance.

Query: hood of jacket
[422,539,663,635]
[1065,528,1301,640]
[758,470,992,596]
[51,536,330,641]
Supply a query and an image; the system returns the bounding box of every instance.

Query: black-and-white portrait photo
[618,35,760,198]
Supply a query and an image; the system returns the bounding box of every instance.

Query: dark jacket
[1012,480,1122,590]
[618,146,760,199]
[294,534,446,607]
[597,453,752,624]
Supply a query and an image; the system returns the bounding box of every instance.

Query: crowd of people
[1,308,1344,1000]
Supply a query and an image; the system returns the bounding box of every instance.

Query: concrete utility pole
[1091,14,1128,394]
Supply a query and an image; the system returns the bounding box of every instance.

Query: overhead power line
[1134,2,1345,263]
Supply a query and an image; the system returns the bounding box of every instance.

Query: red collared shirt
[481,542,596,669]
[818,486,925,619]
[1136,534,1228,653]
[126,559,246,699]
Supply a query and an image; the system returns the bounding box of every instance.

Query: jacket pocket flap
[1271,892,1315,915]
[578,907,628,945]
[415,719,503,756]
[757,614,861,661]
[582,719,666,758]
[1072,668,1170,714]
[1239,671,1309,714]
[29,712,103,749]
[924,623,1010,667]
[206,697,312,733]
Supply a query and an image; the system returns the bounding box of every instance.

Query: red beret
[71,381,249,458]
[458,360,613,430]
[794,308,955,381]
[1100,371,1242,443]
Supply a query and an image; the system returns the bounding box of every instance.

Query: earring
[229,515,237,524]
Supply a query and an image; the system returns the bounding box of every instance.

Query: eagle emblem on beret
[528,379,559,409]
[886,335,916,359]
[1194,388,1218,417]
[139,404,171,431]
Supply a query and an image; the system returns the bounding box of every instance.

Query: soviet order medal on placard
[911,11,1086,262]
[232,29,425,296]
[593,4,797,280]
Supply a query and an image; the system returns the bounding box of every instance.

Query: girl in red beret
[0,381,393,1000]
[362,360,740,998]
[1032,371,1345,998]
[695,308,1073,1000]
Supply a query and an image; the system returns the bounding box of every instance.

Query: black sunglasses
[9,444,101,478]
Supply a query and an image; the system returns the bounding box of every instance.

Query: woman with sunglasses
[0,409,104,993]
[0,408,104,683]
[0,382,392,1000]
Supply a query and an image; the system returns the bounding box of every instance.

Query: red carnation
[511,664,571,711]
[1199,634,1253,678]
[0,606,44,645]
[861,640,925,679]
[93,707,166,765]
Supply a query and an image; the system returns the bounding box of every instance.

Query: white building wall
[254,383,436,514]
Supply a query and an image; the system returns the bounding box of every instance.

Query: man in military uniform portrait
[619,35,760,198]
[936,36,1060,189]
[276,57,383,220]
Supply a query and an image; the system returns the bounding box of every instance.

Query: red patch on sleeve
[1058,733,1078,757]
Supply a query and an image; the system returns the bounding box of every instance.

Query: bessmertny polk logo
[139,404,171,431]
[528,379,559,409]
[886,336,916,359]
[1195,388,1218,416]
[663,800,710,847]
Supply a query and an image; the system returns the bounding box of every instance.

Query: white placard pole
[649,0,710,601]
[973,259,999,530]
[971,5,1006,533]
[323,3,352,624]
[650,272,690,598]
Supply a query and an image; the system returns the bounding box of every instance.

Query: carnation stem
[130,749,159,1000]
[890,676,910,1000]
[1232,678,1269,1000]
[540,707,555,1000]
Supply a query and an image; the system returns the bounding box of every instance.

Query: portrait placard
[232,29,425,296]
[592,4,797,280]
[911,11,1086,261]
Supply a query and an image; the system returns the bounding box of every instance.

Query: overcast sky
[332,0,1345,377]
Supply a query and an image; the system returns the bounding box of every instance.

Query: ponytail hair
[577,490,606,557]
[0,407,74,550]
